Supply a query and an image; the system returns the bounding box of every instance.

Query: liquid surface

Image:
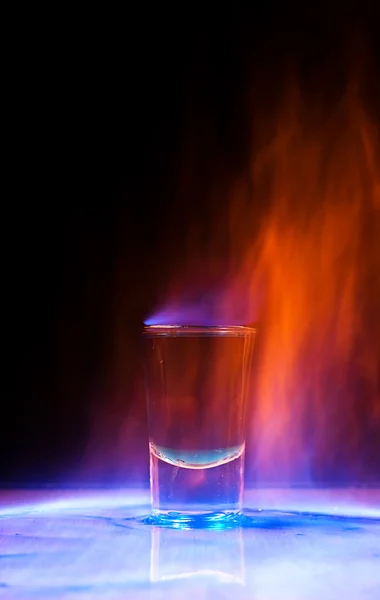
[150,442,244,469]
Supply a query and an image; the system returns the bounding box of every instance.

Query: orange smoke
[86,50,380,488]
[231,73,380,483]
[150,64,380,484]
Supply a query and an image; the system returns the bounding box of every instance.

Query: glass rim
[142,324,257,337]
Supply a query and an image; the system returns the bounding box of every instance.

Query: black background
[1,5,379,485]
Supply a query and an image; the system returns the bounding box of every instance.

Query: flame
[78,49,379,488]
[148,63,380,485]
[238,73,379,483]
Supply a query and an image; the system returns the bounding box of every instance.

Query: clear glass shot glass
[142,325,256,527]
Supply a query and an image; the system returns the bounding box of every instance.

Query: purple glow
[145,299,259,327]
[144,303,234,326]
[144,278,263,327]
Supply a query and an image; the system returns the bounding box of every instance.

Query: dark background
[1,5,379,486]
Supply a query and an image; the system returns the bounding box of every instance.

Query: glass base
[147,508,243,529]
[149,443,245,529]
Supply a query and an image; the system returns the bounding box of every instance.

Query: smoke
[145,57,380,485]
[76,38,380,487]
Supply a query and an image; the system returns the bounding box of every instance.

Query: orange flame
[230,73,379,483]
[149,64,380,484]
[81,51,379,487]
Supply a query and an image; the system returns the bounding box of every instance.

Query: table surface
[0,489,379,599]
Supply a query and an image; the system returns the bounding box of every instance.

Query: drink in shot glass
[142,325,256,527]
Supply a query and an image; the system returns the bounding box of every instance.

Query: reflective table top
[1,489,379,599]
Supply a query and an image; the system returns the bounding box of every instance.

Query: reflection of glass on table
[150,525,245,585]
[143,325,256,527]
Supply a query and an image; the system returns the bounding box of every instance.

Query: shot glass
[142,325,256,527]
